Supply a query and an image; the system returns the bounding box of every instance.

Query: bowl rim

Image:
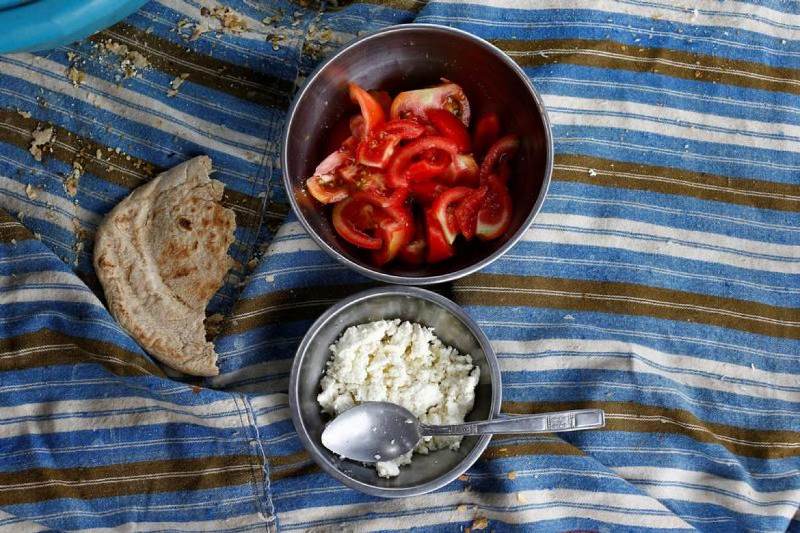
[281,22,553,285]
[288,285,503,498]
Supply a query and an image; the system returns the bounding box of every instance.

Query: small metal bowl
[282,23,553,285]
[289,286,502,497]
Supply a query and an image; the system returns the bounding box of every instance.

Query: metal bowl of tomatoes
[282,23,553,285]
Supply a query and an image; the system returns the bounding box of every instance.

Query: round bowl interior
[283,24,552,284]
[289,287,501,497]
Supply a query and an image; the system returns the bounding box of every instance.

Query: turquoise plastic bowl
[0,0,149,54]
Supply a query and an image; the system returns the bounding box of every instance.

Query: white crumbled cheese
[317,319,480,478]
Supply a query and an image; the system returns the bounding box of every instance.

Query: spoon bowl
[321,402,421,463]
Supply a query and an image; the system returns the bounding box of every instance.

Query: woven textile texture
[1,0,799,531]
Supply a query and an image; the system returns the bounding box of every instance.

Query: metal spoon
[321,402,605,463]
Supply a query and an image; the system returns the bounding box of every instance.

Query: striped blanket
[1,0,799,531]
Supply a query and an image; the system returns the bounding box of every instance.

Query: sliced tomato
[372,203,413,266]
[370,90,392,115]
[348,168,407,209]
[357,134,400,168]
[454,186,487,240]
[495,159,512,183]
[480,134,519,183]
[426,108,471,153]
[356,119,426,169]
[332,193,413,264]
[391,82,471,126]
[340,135,359,154]
[342,166,387,195]
[405,152,452,182]
[441,154,479,186]
[363,185,409,208]
[398,219,426,265]
[476,175,513,240]
[387,136,459,188]
[382,119,426,139]
[306,149,355,204]
[409,180,448,205]
[425,208,454,263]
[349,115,365,139]
[332,196,383,249]
[349,83,386,136]
[307,175,350,204]
[472,112,500,158]
[431,187,473,244]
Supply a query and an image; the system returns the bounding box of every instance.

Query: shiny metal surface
[289,286,502,498]
[321,402,421,463]
[321,403,605,463]
[421,408,606,436]
[282,24,553,284]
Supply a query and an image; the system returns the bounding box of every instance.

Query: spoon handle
[419,409,605,436]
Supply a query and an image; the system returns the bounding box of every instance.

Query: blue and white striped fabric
[1,0,799,531]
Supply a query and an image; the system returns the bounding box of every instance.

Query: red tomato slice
[342,166,390,196]
[391,83,471,126]
[398,219,426,265]
[363,186,409,208]
[441,154,479,186]
[348,168,407,211]
[349,83,386,136]
[387,136,459,188]
[372,204,413,266]
[332,196,383,250]
[349,115,365,139]
[370,90,392,115]
[307,176,350,204]
[472,112,500,158]
[476,175,513,240]
[332,193,413,264]
[340,135,359,154]
[426,109,471,153]
[425,209,454,263]
[409,180,448,205]
[356,119,426,169]
[480,134,519,183]
[454,186,487,240]
[306,149,355,204]
[432,186,474,244]
[495,159,512,183]
[405,154,452,182]
[358,134,400,168]
[382,119,427,139]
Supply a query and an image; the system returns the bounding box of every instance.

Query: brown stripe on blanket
[0,455,259,506]
[225,283,378,334]
[266,435,583,484]
[554,154,800,212]
[270,461,320,482]
[0,209,32,243]
[453,274,800,340]
[324,0,428,13]
[268,450,319,481]
[496,38,800,95]
[481,439,585,460]
[0,329,165,378]
[504,401,800,459]
[95,23,295,109]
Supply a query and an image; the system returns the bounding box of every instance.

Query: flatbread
[94,156,235,376]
